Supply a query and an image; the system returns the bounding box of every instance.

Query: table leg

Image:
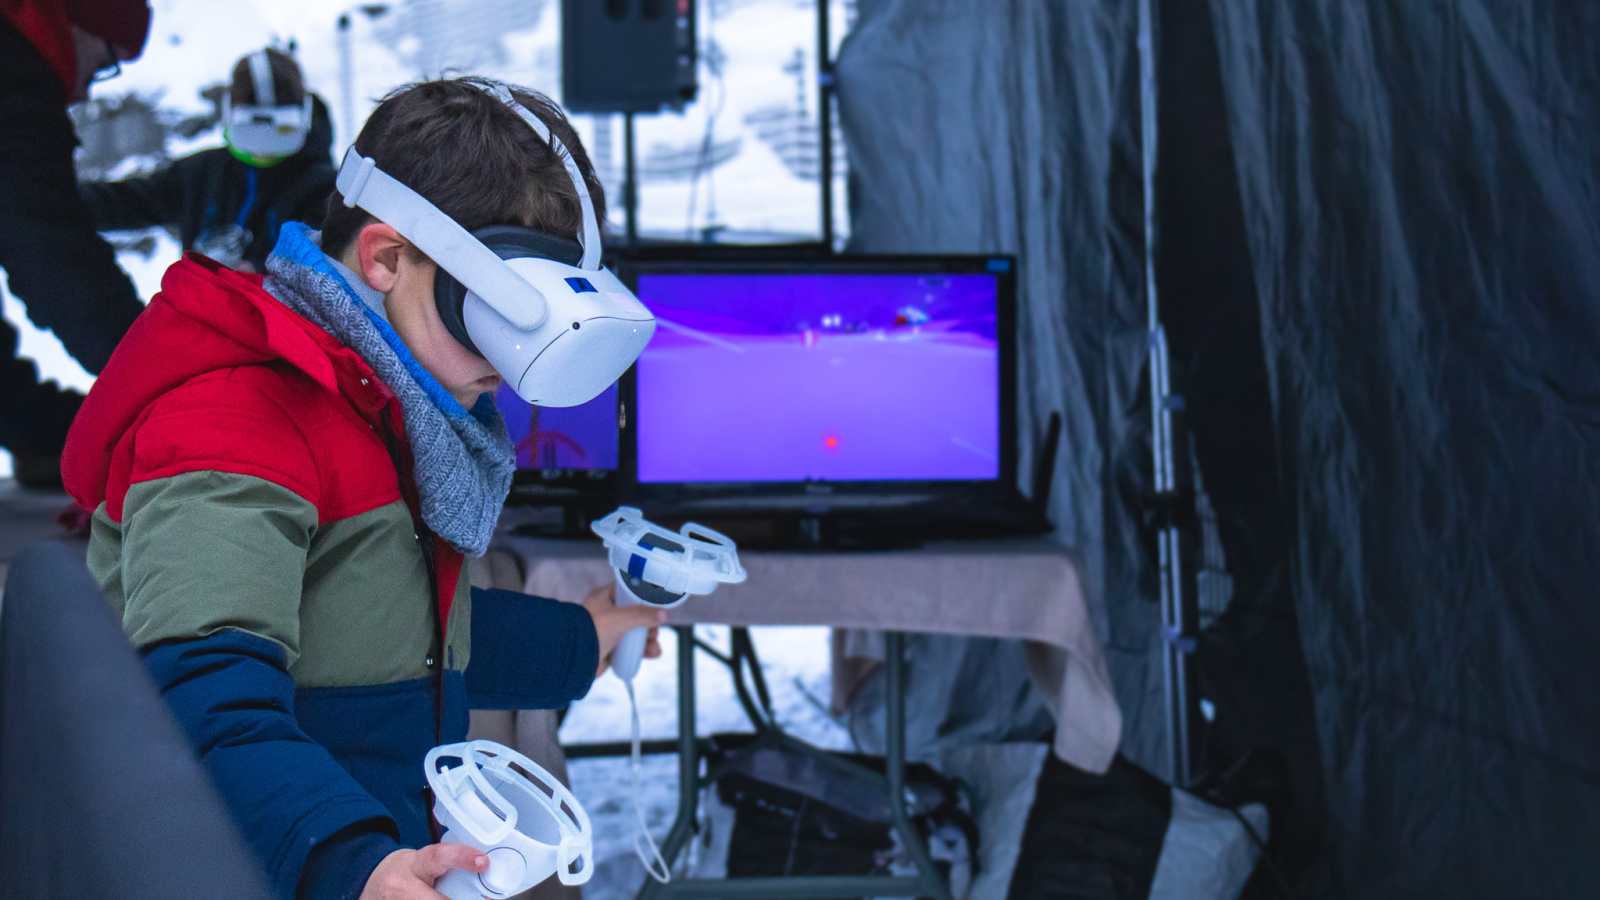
[884,631,955,900]
[638,625,699,900]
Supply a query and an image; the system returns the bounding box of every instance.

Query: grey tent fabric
[1202,0,1600,895]
[842,0,1600,895]
[839,0,1163,772]
[1,541,276,900]
[843,633,1056,763]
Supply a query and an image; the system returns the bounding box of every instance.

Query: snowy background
[0,0,853,477]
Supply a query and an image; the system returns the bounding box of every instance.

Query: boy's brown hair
[321,78,605,260]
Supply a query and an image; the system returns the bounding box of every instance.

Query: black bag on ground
[718,768,893,878]
[708,735,979,886]
[1007,754,1171,900]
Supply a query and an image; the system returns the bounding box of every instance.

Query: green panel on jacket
[90,470,472,689]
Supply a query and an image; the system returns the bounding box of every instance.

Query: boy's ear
[355,223,411,293]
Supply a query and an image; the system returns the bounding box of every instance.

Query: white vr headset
[334,82,655,406]
[224,50,312,159]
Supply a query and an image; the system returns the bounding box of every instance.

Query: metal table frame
[630,626,954,900]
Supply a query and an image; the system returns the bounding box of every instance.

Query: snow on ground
[564,624,852,900]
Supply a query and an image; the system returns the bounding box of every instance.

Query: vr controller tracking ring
[426,740,595,899]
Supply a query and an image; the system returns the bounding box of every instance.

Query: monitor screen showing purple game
[494,381,618,470]
[635,271,1001,483]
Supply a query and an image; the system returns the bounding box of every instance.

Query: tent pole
[1141,0,1199,788]
[816,0,835,251]
[337,15,353,155]
[625,111,639,248]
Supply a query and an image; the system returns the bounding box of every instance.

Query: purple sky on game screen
[636,272,1001,483]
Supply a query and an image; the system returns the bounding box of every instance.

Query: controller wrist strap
[628,679,673,883]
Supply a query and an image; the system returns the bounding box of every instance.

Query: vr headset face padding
[434,225,584,357]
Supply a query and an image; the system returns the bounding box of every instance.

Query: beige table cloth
[502,535,1121,773]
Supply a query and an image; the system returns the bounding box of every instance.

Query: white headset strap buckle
[340,154,377,208]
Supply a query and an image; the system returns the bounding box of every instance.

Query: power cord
[1203,784,1299,896]
[626,679,673,882]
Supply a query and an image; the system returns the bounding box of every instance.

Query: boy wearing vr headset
[63,78,659,900]
[81,47,337,273]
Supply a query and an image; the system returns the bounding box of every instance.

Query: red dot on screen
[822,432,842,454]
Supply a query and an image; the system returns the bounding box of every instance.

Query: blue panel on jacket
[141,631,401,899]
[465,587,599,710]
[296,670,470,849]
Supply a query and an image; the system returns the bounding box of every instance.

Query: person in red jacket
[63,78,662,900]
[0,0,150,486]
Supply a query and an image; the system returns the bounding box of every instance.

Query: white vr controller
[426,740,593,900]
[591,507,746,681]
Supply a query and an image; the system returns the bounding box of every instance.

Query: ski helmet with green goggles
[223,50,311,166]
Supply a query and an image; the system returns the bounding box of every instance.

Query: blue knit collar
[271,222,497,425]
[264,221,515,555]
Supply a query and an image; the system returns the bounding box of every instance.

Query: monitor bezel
[617,251,1019,512]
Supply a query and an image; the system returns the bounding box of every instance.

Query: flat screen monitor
[620,254,1016,511]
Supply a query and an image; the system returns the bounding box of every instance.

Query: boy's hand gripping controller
[591,506,747,681]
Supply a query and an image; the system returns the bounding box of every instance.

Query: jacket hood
[62,253,385,513]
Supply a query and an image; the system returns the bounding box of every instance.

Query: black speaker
[562,0,698,114]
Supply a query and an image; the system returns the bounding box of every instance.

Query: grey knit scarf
[262,225,514,556]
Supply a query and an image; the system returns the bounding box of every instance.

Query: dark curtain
[840,0,1164,772]
[1155,0,1328,892]
[841,0,1600,895]
[1204,1,1600,895]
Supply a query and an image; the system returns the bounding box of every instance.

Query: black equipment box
[561,0,698,113]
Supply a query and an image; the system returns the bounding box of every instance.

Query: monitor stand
[797,515,923,552]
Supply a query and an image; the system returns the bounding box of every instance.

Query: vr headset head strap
[336,148,550,330]
[480,82,602,272]
[248,50,276,108]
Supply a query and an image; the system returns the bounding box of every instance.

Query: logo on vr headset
[334,81,656,407]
